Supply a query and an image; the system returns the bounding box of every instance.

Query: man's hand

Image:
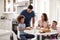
[25,27,32,30]
[30,27,34,29]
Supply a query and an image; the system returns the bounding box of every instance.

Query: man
[20,5,35,27]
[20,5,35,40]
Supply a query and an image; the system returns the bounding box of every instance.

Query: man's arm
[32,17,35,27]
[32,11,35,27]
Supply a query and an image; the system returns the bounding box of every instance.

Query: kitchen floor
[45,37,60,40]
[58,37,60,40]
[10,35,60,40]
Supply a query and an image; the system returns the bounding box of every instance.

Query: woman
[37,13,49,40]
[38,13,49,28]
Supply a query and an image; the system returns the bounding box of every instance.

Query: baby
[51,21,58,40]
[51,21,57,30]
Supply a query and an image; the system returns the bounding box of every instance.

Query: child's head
[17,15,25,23]
[52,21,57,27]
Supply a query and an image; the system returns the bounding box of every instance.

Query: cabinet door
[0,20,12,30]
[0,34,10,40]
[0,21,5,30]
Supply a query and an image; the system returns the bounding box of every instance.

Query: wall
[58,0,60,26]
[49,0,60,24]
[0,0,12,30]
[0,0,4,16]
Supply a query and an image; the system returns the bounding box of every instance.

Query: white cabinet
[0,34,10,40]
[0,20,12,30]
[4,0,17,13]
[0,29,11,40]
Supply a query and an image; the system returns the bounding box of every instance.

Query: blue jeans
[20,36,27,40]
[20,33,35,40]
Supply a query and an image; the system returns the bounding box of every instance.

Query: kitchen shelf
[14,1,29,7]
[3,12,17,14]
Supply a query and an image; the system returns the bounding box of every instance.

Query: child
[51,21,58,40]
[51,21,57,30]
[17,15,35,40]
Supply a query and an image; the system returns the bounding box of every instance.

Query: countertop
[0,29,11,36]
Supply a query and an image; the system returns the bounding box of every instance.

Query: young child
[51,21,58,40]
[51,21,57,30]
[17,15,35,40]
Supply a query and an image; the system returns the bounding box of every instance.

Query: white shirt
[38,20,49,28]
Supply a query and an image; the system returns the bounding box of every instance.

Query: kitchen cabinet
[4,0,17,14]
[0,29,11,40]
[0,20,12,31]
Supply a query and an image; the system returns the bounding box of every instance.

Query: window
[33,0,49,20]
[32,0,50,26]
[4,0,17,13]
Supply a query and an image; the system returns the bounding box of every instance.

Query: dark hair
[42,13,48,21]
[28,5,33,9]
[17,15,25,23]
[53,21,57,25]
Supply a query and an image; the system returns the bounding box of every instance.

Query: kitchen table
[24,29,58,40]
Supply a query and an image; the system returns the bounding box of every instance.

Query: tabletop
[24,29,58,36]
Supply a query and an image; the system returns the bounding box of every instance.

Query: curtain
[33,0,49,26]
[49,0,60,27]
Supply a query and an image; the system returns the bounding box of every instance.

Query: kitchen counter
[0,19,12,30]
[0,29,11,40]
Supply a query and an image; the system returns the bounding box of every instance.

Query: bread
[42,29,50,32]
[39,28,51,33]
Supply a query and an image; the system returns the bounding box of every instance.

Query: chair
[17,26,21,40]
[17,27,32,40]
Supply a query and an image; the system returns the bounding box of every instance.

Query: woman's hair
[17,15,25,23]
[42,13,48,21]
